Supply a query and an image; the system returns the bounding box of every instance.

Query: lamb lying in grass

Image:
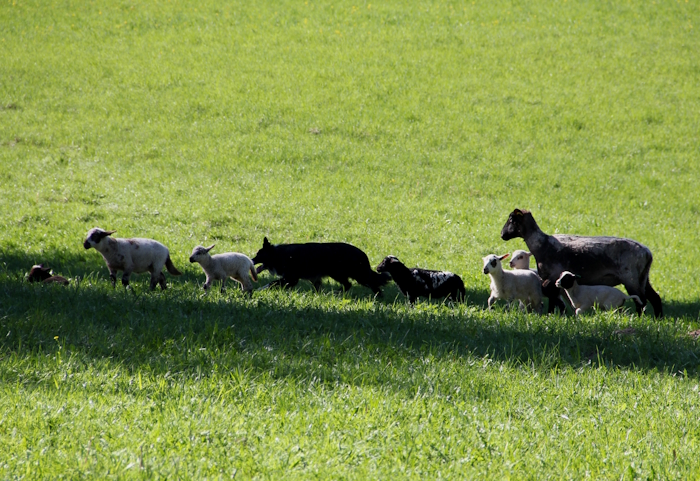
[26,264,70,285]
[482,253,542,313]
[554,271,643,316]
[189,244,258,294]
[83,228,182,290]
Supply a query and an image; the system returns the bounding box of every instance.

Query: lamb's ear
[499,253,510,261]
[513,209,523,216]
[525,251,532,256]
[263,237,270,246]
[206,244,215,252]
[542,279,551,288]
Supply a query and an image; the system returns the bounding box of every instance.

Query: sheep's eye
[490,259,497,267]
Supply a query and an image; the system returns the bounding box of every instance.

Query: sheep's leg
[487,295,496,310]
[203,276,214,292]
[238,276,254,296]
[220,278,227,294]
[330,276,352,292]
[108,269,118,288]
[644,280,663,318]
[158,272,167,290]
[122,270,133,289]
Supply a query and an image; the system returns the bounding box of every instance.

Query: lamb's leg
[238,276,254,296]
[158,272,167,290]
[122,270,133,289]
[108,268,118,288]
[487,295,496,310]
[220,278,227,294]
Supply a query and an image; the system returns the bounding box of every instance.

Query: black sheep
[376,255,465,303]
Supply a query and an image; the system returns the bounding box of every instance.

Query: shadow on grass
[1,249,699,384]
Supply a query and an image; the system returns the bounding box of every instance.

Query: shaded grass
[2,0,700,478]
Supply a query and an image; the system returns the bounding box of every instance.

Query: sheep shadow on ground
[1,249,699,390]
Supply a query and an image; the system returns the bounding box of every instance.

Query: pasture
[1,0,700,478]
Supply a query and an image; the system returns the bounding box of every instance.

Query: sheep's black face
[84,228,114,249]
[482,255,499,275]
[555,272,577,290]
[27,265,51,282]
[376,255,399,273]
[500,210,524,241]
[251,237,274,266]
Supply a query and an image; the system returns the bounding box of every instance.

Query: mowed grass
[1,0,700,478]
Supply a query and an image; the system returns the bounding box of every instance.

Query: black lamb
[376,255,465,303]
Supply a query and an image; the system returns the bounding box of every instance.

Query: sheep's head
[509,250,533,269]
[555,271,579,289]
[482,254,509,275]
[27,264,52,282]
[376,255,401,274]
[83,228,116,250]
[189,244,215,263]
[500,209,534,241]
[251,237,275,268]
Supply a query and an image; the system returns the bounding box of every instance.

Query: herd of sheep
[27,209,664,318]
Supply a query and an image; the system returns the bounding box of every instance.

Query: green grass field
[2,0,700,478]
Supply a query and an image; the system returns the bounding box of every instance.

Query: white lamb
[482,253,543,313]
[554,271,643,316]
[83,228,182,290]
[189,244,258,294]
[509,249,534,270]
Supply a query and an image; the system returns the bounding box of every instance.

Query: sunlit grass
[1,0,700,478]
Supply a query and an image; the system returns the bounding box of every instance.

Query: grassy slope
[1,0,700,478]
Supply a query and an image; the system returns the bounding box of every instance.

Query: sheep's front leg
[203,276,214,292]
[487,295,496,310]
[108,267,118,288]
[122,271,132,289]
[220,278,227,294]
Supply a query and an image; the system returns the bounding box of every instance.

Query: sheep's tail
[165,256,182,276]
[629,295,643,306]
[249,261,258,282]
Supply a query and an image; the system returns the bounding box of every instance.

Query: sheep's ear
[575,274,582,279]
[499,253,510,260]
[513,209,523,216]
[525,252,532,256]
[105,230,116,236]
[206,244,215,252]
[263,237,270,246]
[542,279,551,288]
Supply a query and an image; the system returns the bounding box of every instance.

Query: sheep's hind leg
[158,272,167,290]
[331,276,352,292]
[645,280,663,318]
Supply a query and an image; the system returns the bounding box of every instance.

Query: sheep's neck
[563,284,581,308]
[520,223,550,259]
[387,263,415,284]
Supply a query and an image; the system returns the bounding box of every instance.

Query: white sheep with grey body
[482,253,542,313]
[83,228,182,290]
[555,271,642,316]
[189,244,258,294]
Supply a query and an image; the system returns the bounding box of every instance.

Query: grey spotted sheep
[189,244,258,294]
[376,255,465,303]
[501,209,662,317]
[83,228,182,290]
